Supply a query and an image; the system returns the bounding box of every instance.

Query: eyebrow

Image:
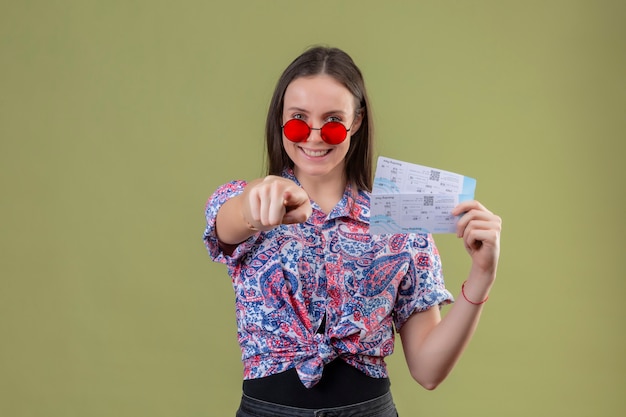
[285,107,348,116]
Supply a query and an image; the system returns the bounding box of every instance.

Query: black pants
[236,391,399,417]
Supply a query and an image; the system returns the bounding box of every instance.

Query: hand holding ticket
[370,157,476,234]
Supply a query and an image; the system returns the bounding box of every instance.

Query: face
[282,74,361,185]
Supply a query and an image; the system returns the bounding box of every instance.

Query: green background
[1,1,624,416]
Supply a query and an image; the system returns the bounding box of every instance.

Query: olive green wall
[1,1,624,416]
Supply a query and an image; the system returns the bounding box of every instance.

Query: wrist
[241,210,259,231]
[469,262,497,284]
[461,280,489,305]
[241,209,275,233]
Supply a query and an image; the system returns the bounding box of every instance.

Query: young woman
[203,46,502,417]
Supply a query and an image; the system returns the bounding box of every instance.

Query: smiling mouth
[301,148,330,157]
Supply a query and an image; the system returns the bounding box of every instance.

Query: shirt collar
[282,168,370,224]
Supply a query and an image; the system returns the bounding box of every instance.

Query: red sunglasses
[282,118,355,145]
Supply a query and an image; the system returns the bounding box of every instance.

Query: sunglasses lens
[320,122,348,145]
[283,119,310,142]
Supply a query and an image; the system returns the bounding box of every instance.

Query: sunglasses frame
[281,118,356,145]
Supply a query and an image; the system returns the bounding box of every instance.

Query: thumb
[282,191,312,224]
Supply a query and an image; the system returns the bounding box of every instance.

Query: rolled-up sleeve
[392,233,454,331]
[203,180,260,266]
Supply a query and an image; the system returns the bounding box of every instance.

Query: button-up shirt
[203,169,453,388]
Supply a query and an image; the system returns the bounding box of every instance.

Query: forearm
[401,268,496,389]
[215,181,262,245]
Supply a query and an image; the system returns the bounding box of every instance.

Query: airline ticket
[370,157,476,234]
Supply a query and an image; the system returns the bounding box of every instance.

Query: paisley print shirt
[203,169,453,388]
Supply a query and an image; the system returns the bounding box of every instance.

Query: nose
[306,126,323,142]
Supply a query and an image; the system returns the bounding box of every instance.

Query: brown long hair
[265,46,374,192]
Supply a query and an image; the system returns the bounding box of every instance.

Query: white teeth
[302,148,330,157]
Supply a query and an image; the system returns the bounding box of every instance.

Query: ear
[350,108,365,136]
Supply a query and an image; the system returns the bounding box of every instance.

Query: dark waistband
[238,391,396,417]
[242,359,390,409]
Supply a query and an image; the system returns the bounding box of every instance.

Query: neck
[296,172,347,214]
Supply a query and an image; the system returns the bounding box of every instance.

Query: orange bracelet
[461,280,489,305]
